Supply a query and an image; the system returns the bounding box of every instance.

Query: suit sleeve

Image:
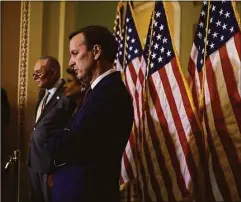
[44,96,76,140]
[46,93,108,164]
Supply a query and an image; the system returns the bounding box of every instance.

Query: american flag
[113,2,125,72]
[114,3,158,201]
[142,1,206,201]
[114,1,209,202]
[113,2,144,196]
[188,1,241,201]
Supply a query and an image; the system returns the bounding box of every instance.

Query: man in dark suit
[28,56,75,202]
[47,26,134,202]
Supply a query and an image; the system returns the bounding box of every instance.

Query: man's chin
[79,75,91,83]
[37,83,46,89]
[37,84,42,88]
[76,73,84,80]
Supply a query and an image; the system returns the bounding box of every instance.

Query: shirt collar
[91,69,116,90]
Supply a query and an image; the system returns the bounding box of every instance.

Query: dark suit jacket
[47,71,134,202]
[28,79,76,173]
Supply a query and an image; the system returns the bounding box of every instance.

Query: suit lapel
[35,79,65,125]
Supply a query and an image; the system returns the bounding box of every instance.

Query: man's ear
[49,69,58,79]
[49,69,55,76]
[93,45,101,60]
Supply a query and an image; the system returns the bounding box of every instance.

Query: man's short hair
[39,56,60,73]
[69,25,117,63]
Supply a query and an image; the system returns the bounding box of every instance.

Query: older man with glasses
[28,56,76,202]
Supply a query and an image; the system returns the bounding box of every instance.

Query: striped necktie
[35,91,50,122]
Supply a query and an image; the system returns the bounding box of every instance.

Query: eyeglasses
[32,71,44,78]
[32,69,51,78]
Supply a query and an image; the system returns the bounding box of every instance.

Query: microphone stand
[5,150,22,202]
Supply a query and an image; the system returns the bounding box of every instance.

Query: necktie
[83,87,92,104]
[41,91,50,112]
[35,91,50,122]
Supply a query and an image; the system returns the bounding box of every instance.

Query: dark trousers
[28,167,50,202]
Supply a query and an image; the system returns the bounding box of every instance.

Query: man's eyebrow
[78,42,86,46]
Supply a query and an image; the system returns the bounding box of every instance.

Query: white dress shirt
[45,78,62,104]
[91,69,116,90]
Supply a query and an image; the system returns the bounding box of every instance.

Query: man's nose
[69,58,75,67]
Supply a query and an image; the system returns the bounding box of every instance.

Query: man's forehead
[70,33,85,47]
[34,59,48,70]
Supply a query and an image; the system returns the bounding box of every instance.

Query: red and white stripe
[120,56,146,184]
[142,56,205,201]
[188,32,241,201]
[119,30,206,202]
[123,56,161,202]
